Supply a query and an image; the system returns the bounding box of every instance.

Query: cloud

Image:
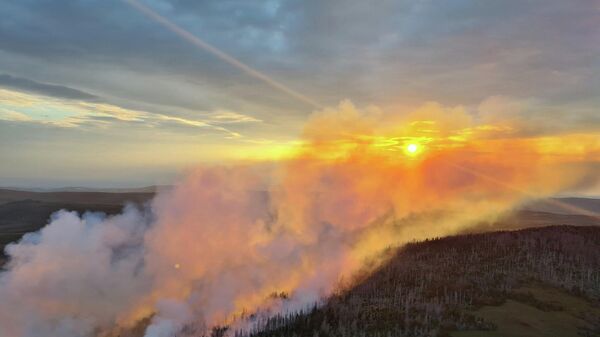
[1,99,598,337]
[0,74,98,100]
[1,0,597,123]
[207,110,262,124]
[0,0,597,110]
[0,107,31,122]
[0,0,598,187]
[0,88,245,138]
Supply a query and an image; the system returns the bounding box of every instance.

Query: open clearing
[453,285,600,337]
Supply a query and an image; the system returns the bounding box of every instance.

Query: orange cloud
[1,100,598,337]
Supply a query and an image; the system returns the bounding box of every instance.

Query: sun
[407,143,418,154]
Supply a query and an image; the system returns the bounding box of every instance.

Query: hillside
[0,188,154,205]
[0,189,154,265]
[241,226,600,337]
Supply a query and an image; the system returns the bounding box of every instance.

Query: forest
[227,226,600,337]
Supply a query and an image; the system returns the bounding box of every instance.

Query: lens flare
[122,0,323,110]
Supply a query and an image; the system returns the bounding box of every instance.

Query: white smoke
[1,101,596,337]
[0,207,152,337]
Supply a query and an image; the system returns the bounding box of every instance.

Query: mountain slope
[245,226,600,337]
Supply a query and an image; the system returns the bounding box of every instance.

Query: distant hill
[466,210,599,234]
[521,197,600,216]
[0,185,169,193]
[0,188,155,205]
[0,188,155,263]
[0,200,127,254]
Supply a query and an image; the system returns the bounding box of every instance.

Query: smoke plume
[0,101,598,337]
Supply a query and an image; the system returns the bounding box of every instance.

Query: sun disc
[407,143,418,153]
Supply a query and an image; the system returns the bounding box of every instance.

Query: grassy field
[453,285,600,337]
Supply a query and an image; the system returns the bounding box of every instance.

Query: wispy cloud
[0,107,31,122]
[0,74,99,101]
[206,110,262,124]
[0,0,598,186]
[0,88,249,139]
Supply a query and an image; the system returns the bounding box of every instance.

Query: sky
[0,0,599,188]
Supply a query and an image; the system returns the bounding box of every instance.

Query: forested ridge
[232,226,600,337]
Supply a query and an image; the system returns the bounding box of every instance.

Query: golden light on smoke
[0,100,598,337]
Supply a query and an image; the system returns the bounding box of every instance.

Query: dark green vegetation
[241,226,600,337]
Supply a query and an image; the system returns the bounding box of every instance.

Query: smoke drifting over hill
[0,101,598,337]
